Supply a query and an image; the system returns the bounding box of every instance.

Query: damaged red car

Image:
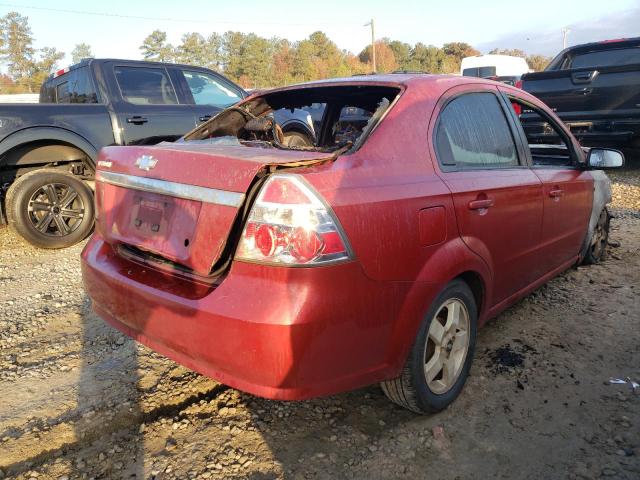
[82,75,622,413]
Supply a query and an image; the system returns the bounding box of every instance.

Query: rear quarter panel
[298,81,492,371]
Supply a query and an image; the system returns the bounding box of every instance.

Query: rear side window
[181,70,242,107]
[54,67,98,104]
[114,66,178,105]
[435,92,519,170]
[570,47,640,69]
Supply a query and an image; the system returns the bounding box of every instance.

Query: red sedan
[81,75,622,413]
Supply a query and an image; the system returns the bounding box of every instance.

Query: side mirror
[587,148,624,169]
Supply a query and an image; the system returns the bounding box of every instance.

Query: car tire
[5,168,94,249]
[381,279,478,414]
[582,208,610,265]
[282,130,314,148]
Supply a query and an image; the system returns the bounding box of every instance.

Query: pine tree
[140,30,173,62]
[71,43,93,64]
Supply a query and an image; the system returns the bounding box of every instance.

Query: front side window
[182,70,241,107]
[114,66,178,105]
[511,98,574,167]
[435,92,519,169]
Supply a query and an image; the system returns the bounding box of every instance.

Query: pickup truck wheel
[5,169,94,249]
[381,279,477,414]
[582,208,610,265]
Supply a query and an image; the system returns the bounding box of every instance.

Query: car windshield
[183,85,400,153]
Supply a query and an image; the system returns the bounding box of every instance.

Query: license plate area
[131,195,173,237]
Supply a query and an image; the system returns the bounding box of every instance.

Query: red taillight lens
[260,177,310,204]
[291,227,323,262]
[235,174,351,265]
[254,224,277,257]
[514,80,523,89]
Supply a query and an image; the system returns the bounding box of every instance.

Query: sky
[1,0,638,66]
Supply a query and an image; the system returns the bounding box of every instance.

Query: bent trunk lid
[95,143,334,276]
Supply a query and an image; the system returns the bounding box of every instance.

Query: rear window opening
[183,85,401,153]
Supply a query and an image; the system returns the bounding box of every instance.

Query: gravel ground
[0,170,639,480]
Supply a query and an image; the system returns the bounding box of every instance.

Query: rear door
[107,63,197,145]
[432,86,544,305]
[502,89,593,268]
[173,67,245,126]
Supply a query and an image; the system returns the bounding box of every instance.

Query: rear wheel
[582,208,610,265]
[381,279,477,414]
[5,169,94,248]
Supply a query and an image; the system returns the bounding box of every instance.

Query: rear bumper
[81,235,428,400]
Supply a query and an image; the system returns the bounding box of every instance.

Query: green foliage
[71,43,93,64]
[489,48,527,58]
[140,30,174,62]
[0,11,35,79]
[526,54,552,71]
[0,12,65,92]
[489,48,552,72]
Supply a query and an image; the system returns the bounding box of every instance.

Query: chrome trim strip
[96,171,245,207]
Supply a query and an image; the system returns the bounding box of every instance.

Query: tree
[204,33,223,71]
[526,54,552,72]
[270,38,294,86]
[489,48,527,58]
[442,42,480,61]
[408,43,445,73]
[175,32,207,65]
[71,43,92,64]
[140,30,173,62]
[0,12,35,79]
[25,47,65,91]
[358,40,398,73]
[387,40,412,70]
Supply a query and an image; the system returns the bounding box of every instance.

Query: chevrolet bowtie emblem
[135,155,158,171]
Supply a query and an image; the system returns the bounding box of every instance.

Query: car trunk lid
[95,143,336,276]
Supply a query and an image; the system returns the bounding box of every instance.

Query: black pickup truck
[0,58,253,248]
[520,37,640,155]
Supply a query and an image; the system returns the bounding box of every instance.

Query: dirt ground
[1,170,639,480]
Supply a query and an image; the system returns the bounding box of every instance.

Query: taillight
[235,174,351,265]
[514,80,523,89]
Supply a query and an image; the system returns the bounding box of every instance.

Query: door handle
[468,199,494,210]
[572,70,598,83]
[126,116,148,125]
[198,115,212,122]
[549,189,564,198]
[573,87,593,95]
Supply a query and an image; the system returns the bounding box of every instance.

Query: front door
[432,88,544,306]
[505,93,593,268]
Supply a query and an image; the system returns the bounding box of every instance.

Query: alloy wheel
[424,298,470,394]
[27,182,85,237]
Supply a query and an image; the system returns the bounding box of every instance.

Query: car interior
[184,85,401,153]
